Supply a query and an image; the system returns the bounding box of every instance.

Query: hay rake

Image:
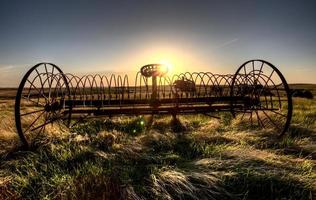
[15,59,292,148]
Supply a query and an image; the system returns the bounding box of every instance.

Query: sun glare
[158,59,186,75]
[159,60,173,75]
[127,45,197,75]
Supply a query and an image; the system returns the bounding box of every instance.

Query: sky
[0,0,316,87]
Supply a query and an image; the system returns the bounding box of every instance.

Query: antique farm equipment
[15,60,293,148]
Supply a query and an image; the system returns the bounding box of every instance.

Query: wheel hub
[44,101,61,112]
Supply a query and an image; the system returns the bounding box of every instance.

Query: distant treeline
[290,89,314,99]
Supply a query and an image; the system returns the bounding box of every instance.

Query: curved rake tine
[26,79,48,100]
[255,110,264,128]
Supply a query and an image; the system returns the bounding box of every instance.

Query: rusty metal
[15,60,293,148]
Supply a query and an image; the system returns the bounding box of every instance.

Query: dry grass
[150,168,230,200]
[0,100,19,155]
[0,96,315,199]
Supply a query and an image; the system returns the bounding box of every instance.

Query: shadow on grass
[71,117,146,136]
[253,126,316,159]
[223,172,312,200]
[288,125,316,138]
[170,117,187,133]
[195,155,314,200]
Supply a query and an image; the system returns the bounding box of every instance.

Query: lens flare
[159,60,173,75]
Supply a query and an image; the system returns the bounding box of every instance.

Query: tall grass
[0,98,315,199]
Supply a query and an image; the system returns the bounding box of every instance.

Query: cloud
[0,66,14,72]
[0,65,22,87]
[215,38,239,49]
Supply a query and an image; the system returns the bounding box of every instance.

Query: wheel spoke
[33,124,45,142]
[269,110,287,118]
[255,110,264,128]
[27,79,48,100]
[240,111,246,121]
[262,110,281,131]
[44,64,50,90]
[34,68,47,104]
[23,111,46,133]
[258,70,275,97]
[22,96,45,106]
[20,108,46,116]
[30,117,60,132]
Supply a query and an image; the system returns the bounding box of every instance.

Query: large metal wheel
[231,60,292,136]
[15,63,70,148]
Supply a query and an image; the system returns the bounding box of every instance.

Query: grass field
[0,85,315,199]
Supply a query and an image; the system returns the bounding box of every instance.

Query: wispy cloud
[0,66,14,72]
[215,38,239,49]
